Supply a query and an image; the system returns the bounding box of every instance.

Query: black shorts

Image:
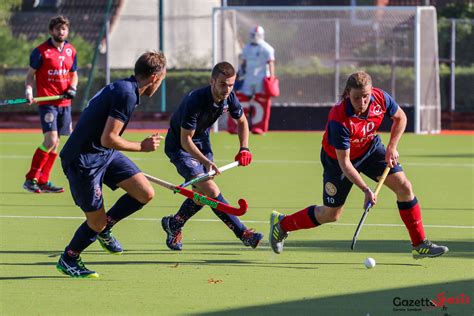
[321,138,403,207]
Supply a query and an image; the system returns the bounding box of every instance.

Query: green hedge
[0,70,211,113]
[1,66,473,112]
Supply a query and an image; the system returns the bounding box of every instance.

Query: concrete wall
[109,0,220,69]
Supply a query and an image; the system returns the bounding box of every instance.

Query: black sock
[64,221,98,258]
[171,198,204,230]
[101,194,145,235]
[211,193,246,238]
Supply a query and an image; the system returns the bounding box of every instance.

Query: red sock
[280,206,320,232]
[25,147,50,180]
[38,151,58,184]
[398,197,426,246]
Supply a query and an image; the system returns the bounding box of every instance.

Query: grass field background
[0,131,473,315]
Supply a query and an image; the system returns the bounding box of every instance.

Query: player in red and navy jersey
[23,15,78,194]
[269,71,448,259]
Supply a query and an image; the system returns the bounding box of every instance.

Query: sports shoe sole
[269,211,284,254]
[23,184,41,193]
[98,241,123,255]
[161,218,182,251]
[412,248,449,260]
[56,265,99,278]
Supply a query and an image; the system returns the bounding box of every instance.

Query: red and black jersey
[30,38,77,107]
[322,88,399,160]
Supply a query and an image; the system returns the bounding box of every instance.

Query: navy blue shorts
[39,105,72,136]
[61,150,141,212]
[321,140,403,207]
[166,149,214,182]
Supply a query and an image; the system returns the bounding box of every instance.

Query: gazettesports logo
[392,292,470,312]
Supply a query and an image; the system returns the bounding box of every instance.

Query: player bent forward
[56,51,167,278]
[161,62,263,251]
[269,71,448,259]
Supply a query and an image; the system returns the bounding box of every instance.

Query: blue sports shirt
[165,86,243,154]
[60,76,140,164]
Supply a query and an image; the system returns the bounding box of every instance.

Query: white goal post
[212,6,441,134]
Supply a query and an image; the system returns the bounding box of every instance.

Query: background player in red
[23,15,78,193]
[269,71,449,259]
[228,26,276,135]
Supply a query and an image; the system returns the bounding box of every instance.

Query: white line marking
[0,155,472,168]
[0,215,472,229]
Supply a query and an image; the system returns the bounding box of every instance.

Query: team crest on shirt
[44,113,54,124]
[94,184,102,199]
[65,48,73,56]
[325,182,337,196]
[372,104,383,115]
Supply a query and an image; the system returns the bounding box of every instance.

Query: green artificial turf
[0,131,472,315]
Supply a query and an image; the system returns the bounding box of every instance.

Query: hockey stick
[144,173,248,216]
[0,95,65,106]
[351,166,391,250]
[179,161,239,187]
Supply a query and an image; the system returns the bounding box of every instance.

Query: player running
[23,15,78,193]
[269,71,448,259]
[56,51,167,278]
[161,61,263,251]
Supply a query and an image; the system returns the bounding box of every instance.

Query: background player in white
[228,25,276,135]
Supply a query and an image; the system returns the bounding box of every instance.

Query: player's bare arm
[235,114,250,149]
[25,67,37,104]
[335,149,376,208]
[268,60,275,77]
[101,116,163,152]
[180,127,220,174]
[386,107,407,167]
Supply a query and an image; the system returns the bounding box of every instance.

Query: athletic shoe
[97,229,123,254]
[56,254,99,278]
[23,179,41,193]
[161,215,183,251]
[412,239,449,259]
[240,229,263,248]
[38,181,64,193]
[269,211,289,254]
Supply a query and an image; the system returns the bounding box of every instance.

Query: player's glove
[65,86,77,99]
[235,147,252,166]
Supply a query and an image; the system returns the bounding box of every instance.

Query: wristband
[240,147,250,152]
[25,86,33,96]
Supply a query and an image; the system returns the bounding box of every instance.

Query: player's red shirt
[322,88,399,160]
[30,38,77,107]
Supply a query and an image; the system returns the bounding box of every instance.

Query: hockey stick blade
[144,173,248,216]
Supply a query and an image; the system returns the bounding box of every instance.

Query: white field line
[0,215,472,229]
[0,155,472,168]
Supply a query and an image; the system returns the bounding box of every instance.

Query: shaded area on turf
[196,279,474,316]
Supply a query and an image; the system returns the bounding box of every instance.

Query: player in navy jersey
[161,61,263,251]
[23,16,78,194]
[269,71,448,259]
[56,51,167,278]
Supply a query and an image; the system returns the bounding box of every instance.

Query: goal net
[213,6,440,134]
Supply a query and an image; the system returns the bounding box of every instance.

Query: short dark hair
[134,51,167,78]
[211,62,236,79]
[49,15,70,31]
